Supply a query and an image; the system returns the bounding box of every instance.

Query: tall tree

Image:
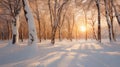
[104,0,116,41]
[22,0,37,45]
[48,0,68,44]
[34,0,41,42]
[111,0,120,25]
[109,0,116,41]
[58,10,67,41]
[95,0,101,42]
[0,0,22,44]
[104,0,113,41]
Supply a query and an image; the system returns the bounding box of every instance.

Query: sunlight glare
[80,26,86,32]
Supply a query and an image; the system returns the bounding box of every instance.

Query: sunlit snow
[0,39,120,67]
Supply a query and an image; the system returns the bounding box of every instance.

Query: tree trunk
[11,16,20,44]
[35,0,41,42]
[67,19,71,41]
[22,0,37,45]
[104,0,114,41]
[51,28,57,44]
[48,0,68,44]
[38,17,41,42]
[6,20,10,40]
[19,23,23,42]
[96,0,101,42]
[43,21,47,40]
[111,21,116,41]
[109,1,116,41]
[110,0,120,25]
[58,28,62,41]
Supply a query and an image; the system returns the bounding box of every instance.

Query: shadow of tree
[35,42,120,67]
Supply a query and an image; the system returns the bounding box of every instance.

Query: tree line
[0,0,120,45]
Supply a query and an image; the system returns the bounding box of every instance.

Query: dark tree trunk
[58,28,62,41]
[96,0,101,42]
[12,34,16,44]
[48,0,68,44]
[111,21,116,41]
[35,0,41,42]
[43,21,47,40]
[1,32,4,40]
[38,18,41,42]
[20,25,23,42]
[104,0,114,42]
[12,19,18,44]
[6,21,10,40]
[67,19,72,41]
[51,28,57,44]
[110,0,120,25]
[109,0,116,41]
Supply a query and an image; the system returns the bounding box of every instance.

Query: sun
[80,25,86,32]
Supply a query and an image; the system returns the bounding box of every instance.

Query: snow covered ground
[0,39,120,67]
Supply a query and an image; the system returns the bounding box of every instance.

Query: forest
[0,0,120,44]
[0,0,120,67]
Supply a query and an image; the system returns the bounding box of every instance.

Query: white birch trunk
[22,0,37,45]
[11,15,20,44]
